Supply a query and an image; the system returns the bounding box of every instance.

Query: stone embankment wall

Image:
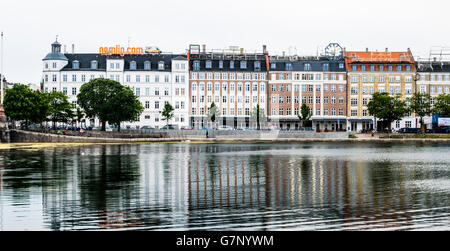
[7,129,349,143]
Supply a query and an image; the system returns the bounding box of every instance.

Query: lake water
[0,142,449,231]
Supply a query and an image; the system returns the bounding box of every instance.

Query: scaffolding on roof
[417,46,450,70]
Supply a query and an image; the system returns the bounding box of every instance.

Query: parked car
[433,126,450,133]
[217,125,234,131]
[180,126,193,130]
[398,128,422,133]
[201,126,214,130]
[140,126,155,130]
[161,124,179,130]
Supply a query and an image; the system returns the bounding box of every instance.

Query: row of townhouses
[42,41,450,131]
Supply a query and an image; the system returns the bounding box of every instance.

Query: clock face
[325,43,343,61]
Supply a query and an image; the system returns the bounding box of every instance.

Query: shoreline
[1,137,449,150]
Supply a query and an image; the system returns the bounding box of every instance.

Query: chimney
[240,48,244,54]
[263,45,267,54]
[366,48,368,52]
[385,47,388,52]
[282,51,285,57]
[202,44,206,53]
[72,44,75,54]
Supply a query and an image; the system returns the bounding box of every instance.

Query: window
[193,61,200,71]
[52,74,57,82]
[130,61,137,70]
[323,63,329,71]
[73,61,79,69]
[72,87,77,95]
[81,75,86,82]
[254,61,261,71]
[63,75,67,82]
[72,74,77,82]
[240,61,247,69]
[206,60,212,68]
[158,61,165,70]
[286,63,292,71]
[144,61,151,70]
[405,121,412,128]
[91,61,97,69]
[110,63,114,69]
[304,63,311,71]
[230,60,234,69]
[271,62,276,69]
[136,88,141,96]
[62,87,67,95]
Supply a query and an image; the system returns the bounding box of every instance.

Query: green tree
[409,92,431,131]
[160,102,174,126]
[432,93,450,116]
[77,78,143,131]
[298,104,311,127]
[107,86,144,131]
[74,107,85,128]
[4,84,49,128]
[206,102,220,129]
[367,92,409,131]
[250,104,266,130]
[47,91,74,129]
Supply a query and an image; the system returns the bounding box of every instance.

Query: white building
[42,40,189,129]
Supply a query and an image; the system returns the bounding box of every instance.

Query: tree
[74,107,85,128]
[367,92,409,131]
[77,78,143,131]
[298,104,311,127]
[107,86,144,131]
[206,102,220,129]
[47,91,74,129]
[433,93,450,116]
[250,104,266,130]
[4,84,49,128]
[409,92,431,131]
[160,102,175,126]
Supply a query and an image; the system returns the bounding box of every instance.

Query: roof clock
[325,43,343,61]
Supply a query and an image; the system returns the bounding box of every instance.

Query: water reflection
[0,142,449,230]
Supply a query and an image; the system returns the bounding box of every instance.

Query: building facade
[267,56,347,131]
[344,49,417,132]
[42,40,189,129]
[416,60,450,127]
[188,45,269,129]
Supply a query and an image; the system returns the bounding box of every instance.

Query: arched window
[144,61,151,70]
[130,61,137,70]
[73,60,80,69]
[91,60,98,69]
[158,61,165,70]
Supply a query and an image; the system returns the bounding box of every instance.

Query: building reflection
[0,143,447,230]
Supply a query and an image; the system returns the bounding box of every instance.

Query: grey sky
[1,0,449,84]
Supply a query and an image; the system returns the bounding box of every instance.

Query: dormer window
[130,61,137,70]
[240,61,247,69]
[230,60,234,69]
[304,63,311,71]
[254,61,261,71]
[158,61,165,70]
[144,61,151,70]
[73,60,80,69]
[193,61,200,71]
[322,63,329,71]
[219,60,224,69]
[205,60,212,69]
[91,60,98,70]
[271,63,276,69]
[285,63,292,71]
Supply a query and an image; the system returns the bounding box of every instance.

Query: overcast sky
[1,0,449,83]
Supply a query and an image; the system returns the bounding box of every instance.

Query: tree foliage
[160,102,175,126]
[250,104,266,130]
[298,104,312,127]
[432,93,450,116]
[206,102,220,127]
[409,92,431,130]
[77,78,143,131]
[4,84,49,127]
[367,92,409,131]
[47,91,74,129]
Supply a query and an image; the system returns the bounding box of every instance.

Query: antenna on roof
[56,34,58,42]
